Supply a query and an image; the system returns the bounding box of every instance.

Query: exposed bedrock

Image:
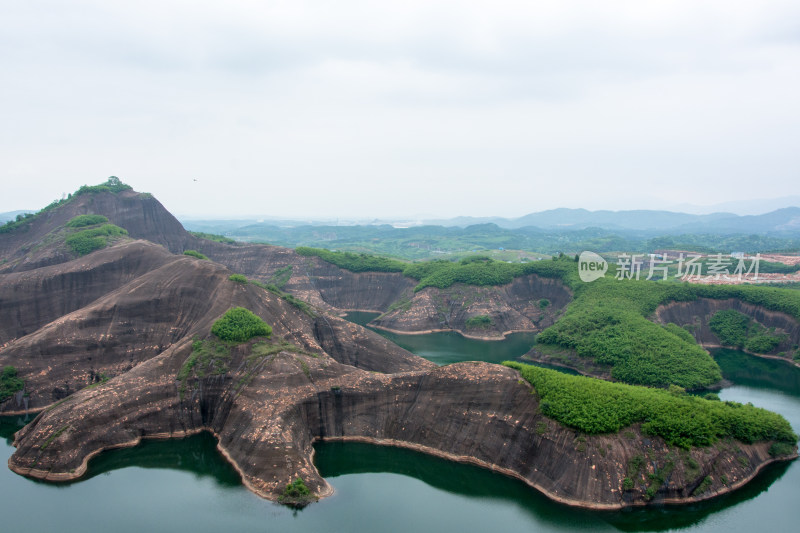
[194,248,418,314]
[8,352,786,509]
[290,261,417,312]
[0,242,423,414]
[0,191,193,273]
[312,314,435,373]
[654,298,800,359]
[371,274,572,338]
[0,241,176,345]
[2,189,794,509]
[1,190,568,337]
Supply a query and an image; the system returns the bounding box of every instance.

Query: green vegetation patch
[537,301,721,389]
[0,212,38,234]
[296,246,406,273]
[211,307,272,342]
[189,231,237,245]
[249,279,317,317]
[228,274,248,283]
[693,476,713,496]
[267,265,293,289]
[85,373,110,389]
[178,339,232,384]
[709,309,786,353]
[280,477,314,506]
[769,442,795,457]
[709,310,751,348]
[281,293,316,316]
[297,246,576,292]
[504,361,797,449]
[183,250,208,260]
[1,177,131,235]
[180,336,315,397]
[536,277,800,388]
[74,176,132,196]
[295,247,800,389]
[745,334,784,354]
[386,293,413,313]
[662,323,696,343]
[66,214,109,228]
[65,223,128,256]
[0,366,24,402]
[465,315,493,329]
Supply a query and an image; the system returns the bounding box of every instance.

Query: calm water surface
[0,347,797,532]
[344,310,538,365]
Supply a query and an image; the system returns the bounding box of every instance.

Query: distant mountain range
[0,210,33,224]
[182,206,800,237]
[178,208,800,259]
[424,207,800,234]
[668,195,800,216]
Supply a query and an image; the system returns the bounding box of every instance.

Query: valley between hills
[1,179,798,509]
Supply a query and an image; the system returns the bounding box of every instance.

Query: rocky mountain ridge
[0,184,795,508]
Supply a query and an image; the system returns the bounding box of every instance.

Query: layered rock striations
[1,186,795,510]
[0,241,175,344]
[0,240,423,414]
[7,348,787,509]
[371,274,571,339]
[2,189,571,337]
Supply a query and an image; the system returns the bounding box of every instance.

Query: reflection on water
[315,438,793,533]
[599,460,792,532]
[83,432,242,486]
[0,413,31,443]
[712,348,800,396]
[343,311,538,366]
[0,349,797,532]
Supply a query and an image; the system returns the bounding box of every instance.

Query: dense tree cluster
[504,362,797,449]
[65,214,109,228]
[296,247,576,291]
[301,246,800,388]
[66,223,128,256]
[709,309,786,353]
[211,307,272,342]
[0,366,24,402]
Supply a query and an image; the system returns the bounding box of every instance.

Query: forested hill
[181,215,800,259]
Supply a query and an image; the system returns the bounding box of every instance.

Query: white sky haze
[1,1,798,218]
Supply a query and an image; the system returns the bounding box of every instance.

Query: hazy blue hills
[0,211,33,224]
[181,210,800,259]
[427,207,800,233]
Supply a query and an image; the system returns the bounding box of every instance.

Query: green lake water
[343,310,539,366]
[0,346,797,532]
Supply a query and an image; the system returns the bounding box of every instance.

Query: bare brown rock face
[0,241,176,344]
[1,188,794,510]
[6,349,785,509]
[372,275,572,338]
[2,190,570,338]
[190,248,419,315]
[0,191,193,273]
[312,314,435,373]
[654,298,800,361]
[0,239,423,413]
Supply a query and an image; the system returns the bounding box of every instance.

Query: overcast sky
[1,1,799,219]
